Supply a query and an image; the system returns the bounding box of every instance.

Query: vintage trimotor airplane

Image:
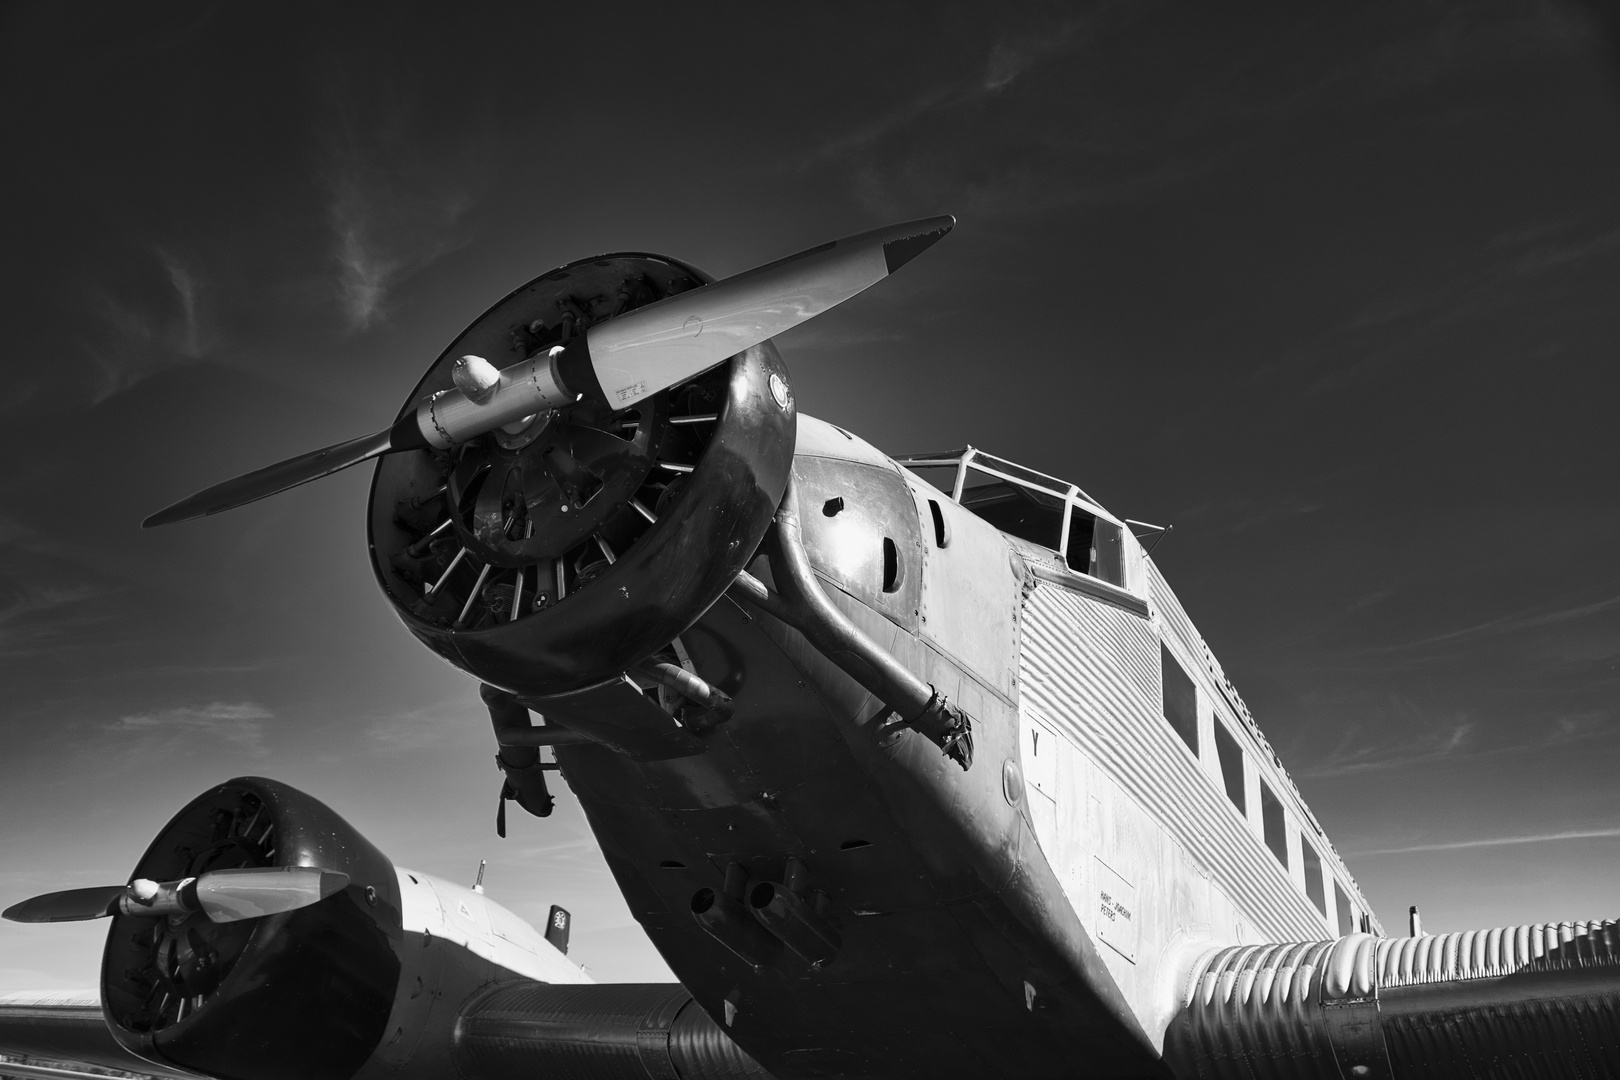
[5,217,1618,1079]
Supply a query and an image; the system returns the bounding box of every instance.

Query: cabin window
[1302,838,1326,915]
[1261,782,1288,867]
[1160,644,1197,756]
[1335,881,1355,937]
[1213,721,1245,814]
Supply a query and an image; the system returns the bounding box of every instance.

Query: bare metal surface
[452,981,771,1080]
[415,349,573,450]
[1170,922,1620,1079]
[0,991,196,1079]
[0,1059,180,1080]
[1376,920,1620,986]
[637,662,733,721]
[729,475,973,766]
[732,478,936,723]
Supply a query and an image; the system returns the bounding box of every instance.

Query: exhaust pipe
[748,882,840,968]
[690,883,778,971]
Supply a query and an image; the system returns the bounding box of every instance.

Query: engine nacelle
[367,254,796,699]
[99,777,403,1080]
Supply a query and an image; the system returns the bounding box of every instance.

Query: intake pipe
[1165,920,1620,1079]
[728,476,973,769]
[452,982,771,1080]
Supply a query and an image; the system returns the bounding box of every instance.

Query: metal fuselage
[549,416,1374,1080]
[355,868,589,1080]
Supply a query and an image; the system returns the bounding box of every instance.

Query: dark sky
[2,2,1617,990]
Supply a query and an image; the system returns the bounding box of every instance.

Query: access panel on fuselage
[792,455,923,633]
[901,474,1023,701]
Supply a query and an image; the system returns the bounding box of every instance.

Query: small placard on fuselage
[1095,857,1138,963]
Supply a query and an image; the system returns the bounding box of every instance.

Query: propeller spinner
[143,216,954,527]
[3,866,349,924]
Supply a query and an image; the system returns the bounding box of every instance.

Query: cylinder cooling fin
[1166,920,1620,1079]
[99,777,402,1080]
[369,254,796,699]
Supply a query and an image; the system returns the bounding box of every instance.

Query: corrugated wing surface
[1175,922,1620,1079]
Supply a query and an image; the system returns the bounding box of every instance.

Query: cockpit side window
[958,481,1127,588]
[1066,512,1125,587]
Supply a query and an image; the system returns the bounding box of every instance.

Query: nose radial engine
[367,253,796,696]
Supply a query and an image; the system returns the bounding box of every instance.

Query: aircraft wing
[1166,919,1620,1077]
[0,989,199,1080]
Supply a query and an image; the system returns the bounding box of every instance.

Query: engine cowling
[99,777,402,1080]
[367,253,796,698]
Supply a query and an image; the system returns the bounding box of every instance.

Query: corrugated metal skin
[1377,921,1620,986]
[1179,941,1344,1080]
[1138,557,1374,930]
[1378,920,1620,1079]
[452,981,770,1080]
[1143,558,1203,683]
[1173,923,1620,1079]
[1380,995,1620,1080]
[1020,582,1327,942]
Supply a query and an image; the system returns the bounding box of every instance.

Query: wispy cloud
[81,248,213,402]
[0,582,103,657]
[1276,214,1620,401]
[1297,707,1618,779]
[1350,825,1620,858]
[812,5,1600,221]
[1389,592,1620,651]
[1299,717,1476,778]
[802,18,1090,167]
[105,701,273,756]
[316,68,493,331]
[0,583,96,626]
[361,698,483,752]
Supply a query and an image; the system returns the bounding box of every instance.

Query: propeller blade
[576,215,955,410]
[2,885,124,923]
[142,215,954,527]
[3,868,349,924]
[143,427,403,527]
[192,866,351,922]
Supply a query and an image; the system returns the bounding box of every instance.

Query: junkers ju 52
[8,218,1619,1080]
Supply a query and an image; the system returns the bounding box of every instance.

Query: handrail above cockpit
[893,446,1111,520]
[895,446,1128,586]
